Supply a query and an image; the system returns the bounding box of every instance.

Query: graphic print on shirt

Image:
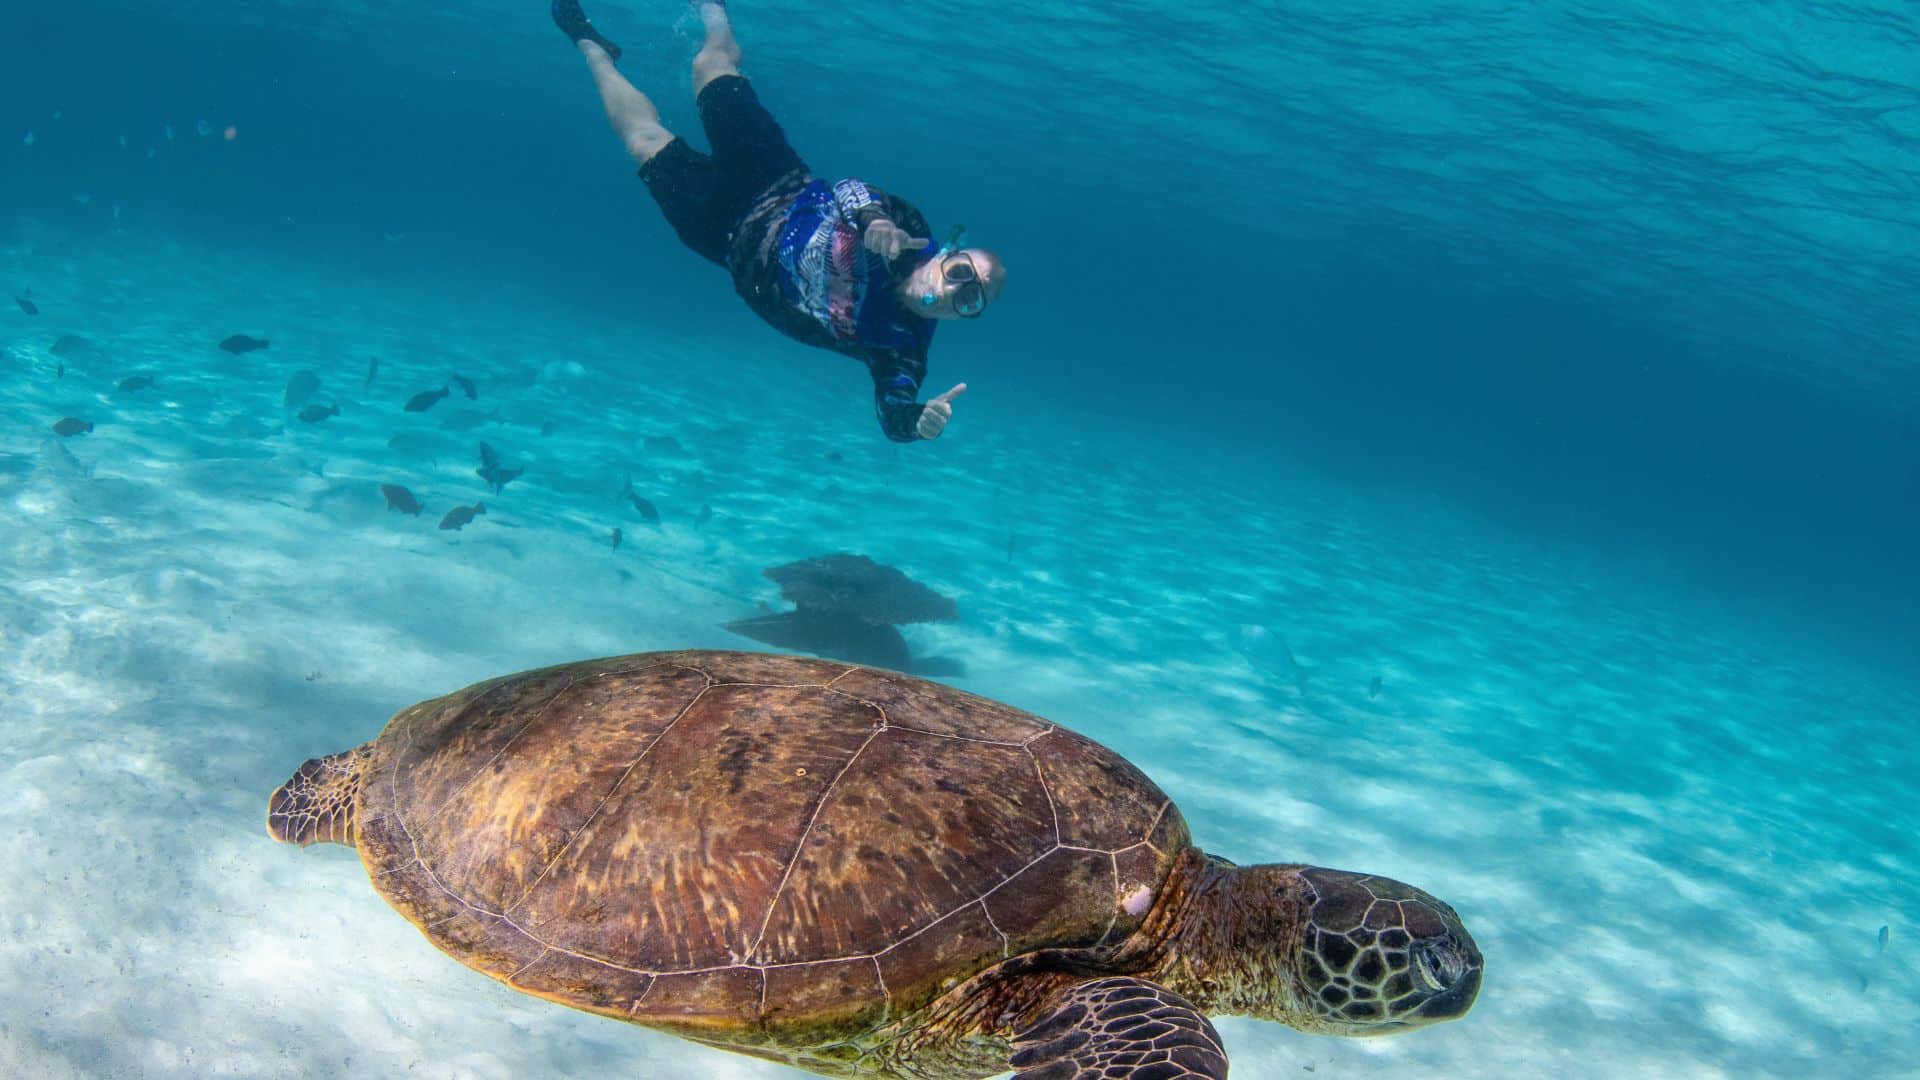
[775,179,893,346]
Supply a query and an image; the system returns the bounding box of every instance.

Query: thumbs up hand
[915,382,967,440]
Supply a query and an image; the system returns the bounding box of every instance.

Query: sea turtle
[268,651,1481,1078]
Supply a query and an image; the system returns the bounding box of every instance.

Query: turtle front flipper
[1009,977,1228,1079]
[267,747,372,847]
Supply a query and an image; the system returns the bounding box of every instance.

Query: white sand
[1,221,1915,1078]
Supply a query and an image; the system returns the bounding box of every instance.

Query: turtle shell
[353,651,1190,1055]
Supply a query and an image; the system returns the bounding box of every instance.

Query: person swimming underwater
[552,0,1007,443]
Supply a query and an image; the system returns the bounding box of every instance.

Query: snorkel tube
[921,224,968,308]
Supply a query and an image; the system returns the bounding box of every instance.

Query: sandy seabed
[1,222,1914,1079]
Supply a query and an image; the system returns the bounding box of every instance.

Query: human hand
[864,218,931,261]
[916,382,967,439]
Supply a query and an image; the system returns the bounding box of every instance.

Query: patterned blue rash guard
[728,176,939,442]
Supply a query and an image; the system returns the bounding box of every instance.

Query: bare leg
[691,2,743,95]
[579,41,675,166]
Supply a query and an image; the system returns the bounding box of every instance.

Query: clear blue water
[2,2,1916,1077]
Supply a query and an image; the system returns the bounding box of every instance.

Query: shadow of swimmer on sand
[723,552,964,676]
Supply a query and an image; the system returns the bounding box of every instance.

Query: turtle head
[1280,866,1481,1035]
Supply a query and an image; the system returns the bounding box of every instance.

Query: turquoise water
[3,2,1917,1077]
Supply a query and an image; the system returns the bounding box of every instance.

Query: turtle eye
[1413,937,1465,992]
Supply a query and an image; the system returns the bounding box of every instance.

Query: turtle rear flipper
[1010,977,1227,1079]
[267,747,371,847]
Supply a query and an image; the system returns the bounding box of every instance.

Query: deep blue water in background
[5,4,1920,1078]
[4,0,1917,670]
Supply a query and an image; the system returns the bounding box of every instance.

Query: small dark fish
[404,386,449,412]
[284,370,320,407]
[219,334,270,354]
[55,362,63,379]
[451,373,476,400]
[297,403,340,423]
[629,492,660,525]
[645,435,687,456]
[116,374,155,392]
[364,355,379,392]
[51,417,93,436]
[50,334,94,358]
[825,450,844,463]
[540,420,556,437]
[696,503,713,528]
[14,292,37,315]
[438,501,487,531]
[1880,925,1891,955]
[380,484,423,516]
[1368,675,1383,700]
[610,527,623,550]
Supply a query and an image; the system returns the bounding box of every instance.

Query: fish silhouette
[51,417,93,436]
[284,370,321,407]
[696,503,713,528]
[404,386,449,413]
[610,527,623,550]
[116,374,155,392]
[380,484,423,516]
[629,491,660,525]
[364,355,380,391]
[451,373,476,400]
[13,291,36,315]
[50,335,96,358]
[438,501,487,531]
[219,334,270,354]
[1236,624,1311,690]
[297,403,340,423]
[645,435,688,456]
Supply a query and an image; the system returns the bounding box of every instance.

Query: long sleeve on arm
[869,350,928,443]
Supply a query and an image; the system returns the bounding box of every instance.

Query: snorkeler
[551,0,1006,443]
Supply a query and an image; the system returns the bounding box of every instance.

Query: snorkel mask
[921,225,988,317]
[922,225,965,308]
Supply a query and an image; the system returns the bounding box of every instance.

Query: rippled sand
[2,224,1914,1078]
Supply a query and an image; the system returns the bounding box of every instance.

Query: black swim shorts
[638,75,807,267]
